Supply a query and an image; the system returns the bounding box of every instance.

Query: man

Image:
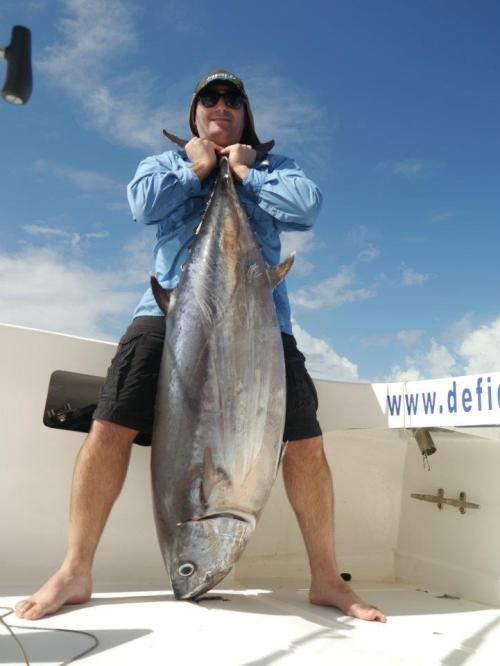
[16,69,386,623]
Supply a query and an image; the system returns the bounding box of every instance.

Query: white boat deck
[3,324,500,664]
[2,580,500,665]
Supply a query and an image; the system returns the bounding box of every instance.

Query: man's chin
[204,127,240,147]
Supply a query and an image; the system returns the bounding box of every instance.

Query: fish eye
[178,562,196,577]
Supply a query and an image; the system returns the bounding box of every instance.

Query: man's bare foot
[310,577,387,623]
[15,567,92,621]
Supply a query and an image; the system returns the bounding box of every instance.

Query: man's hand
[186,137,218,182]
[219,144,256,182]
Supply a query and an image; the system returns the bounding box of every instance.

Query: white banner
[372,372,500,428]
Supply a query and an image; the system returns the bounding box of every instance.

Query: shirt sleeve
[127,151,202,225]
[241,154,322,231]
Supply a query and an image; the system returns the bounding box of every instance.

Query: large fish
[150,154,294,600]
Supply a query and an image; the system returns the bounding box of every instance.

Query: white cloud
[392,158,424,177]
[38,0,186,152]
[86,231,110,239]
[377,158,425,178]
[280,230,319,276]
[21,223,110,248]
[57,167,122,194]
[431,211,453,223]
[157,0,204,35]
[395,329,424,346]
[344,227,379,264]
[33,159,124,195]
[357,244,380,263]
[459,318,500,374]
[345,225,369,246]
[40,0,136,80]
[120,231,155,285]
[290,266,375,310]
[33,158,127,212]
[244,73,327,157]
[441,312,477,346]
[362,329,424,348]
[13,0,48,11]
[386,339,458,382]
[381,315,500,382]
[21,224,69,238]
[0,245,142,339]
[293,319,358,382]
[400,263,431,286]
[0,240,360,382]
[37,2,327,157]
[426,339,458,377]
[106,201,131,212]
[386,365,423,382]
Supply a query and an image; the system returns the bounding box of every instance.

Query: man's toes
[366,607,387,622]
[15,601,34,617]
[22,604,44,621]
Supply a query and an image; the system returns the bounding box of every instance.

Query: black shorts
[93,316,322,445]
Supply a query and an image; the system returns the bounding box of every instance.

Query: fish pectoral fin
[201,447,232,506]
[268,252,295,288]
[150,274,174,314]
[162,129,188,148]
[254,140,275,160]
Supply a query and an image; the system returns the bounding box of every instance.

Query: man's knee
[284,435,324,462]
[88,419,138,451]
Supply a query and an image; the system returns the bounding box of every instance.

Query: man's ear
[241,108,249,142]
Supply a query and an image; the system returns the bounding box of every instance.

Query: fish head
[169,515,252,600]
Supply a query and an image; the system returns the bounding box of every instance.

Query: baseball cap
[188,68,260,146]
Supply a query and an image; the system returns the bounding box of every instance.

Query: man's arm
[127,152,200,225]
[240,155,322,231]
[185,137,218,182]
[127,141,218,226]
[219,144,257,182]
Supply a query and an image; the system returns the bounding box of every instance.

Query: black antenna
[1,26,32,105]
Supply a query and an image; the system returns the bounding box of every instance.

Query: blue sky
[1,0,499,382]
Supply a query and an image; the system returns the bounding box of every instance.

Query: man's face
[194,84,246,147]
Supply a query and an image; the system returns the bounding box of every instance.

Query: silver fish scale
[151,157,287,599]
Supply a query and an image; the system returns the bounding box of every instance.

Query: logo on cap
[206,72,237,83]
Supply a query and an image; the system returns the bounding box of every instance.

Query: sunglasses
[198,90,244,110]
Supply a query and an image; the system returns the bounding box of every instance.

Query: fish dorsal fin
[150,275,174,314]
[201,447,231,507]
[268,252,295,288]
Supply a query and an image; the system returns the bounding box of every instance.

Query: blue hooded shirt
[127,150,322,334]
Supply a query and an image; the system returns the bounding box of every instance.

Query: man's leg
[15,419,137,620]
[282,435,387,622]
